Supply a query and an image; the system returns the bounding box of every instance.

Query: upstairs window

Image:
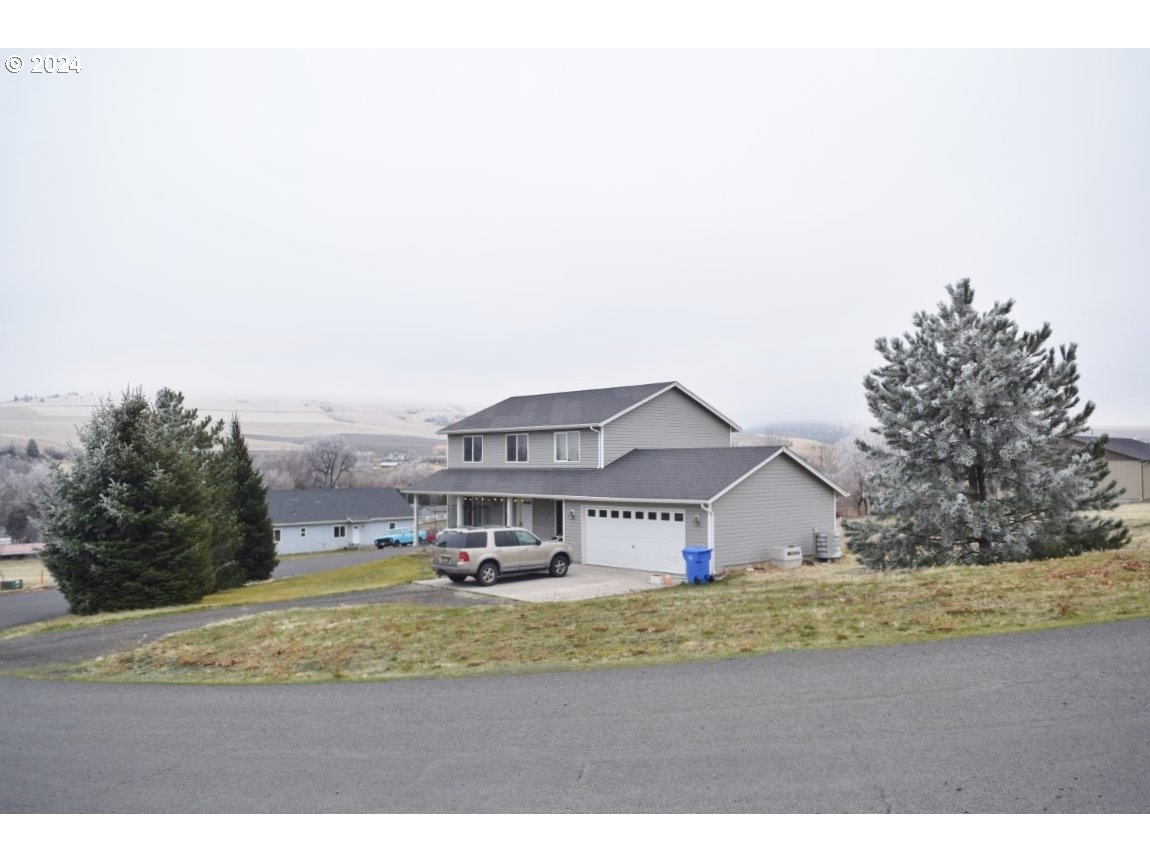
[506,433,529,463]
[463,435,483,463]
[554,431,581,462]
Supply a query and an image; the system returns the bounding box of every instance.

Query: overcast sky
[1,49,1147,427]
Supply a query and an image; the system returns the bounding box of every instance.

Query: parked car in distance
[433,527,573,586]
[374,528,428,548]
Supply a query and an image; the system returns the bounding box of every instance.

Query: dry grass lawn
[12,503,1150,684]
[0,558,55,590]
[45,549,1150,684]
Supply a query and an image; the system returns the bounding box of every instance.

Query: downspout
[590,424,603,468]
[701,500,715,575]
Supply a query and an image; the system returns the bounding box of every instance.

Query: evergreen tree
[25,438,40,459]
[218,415,277,586]
[844,280,1127,569]
[153,388,238,592]
[41,389,215,613]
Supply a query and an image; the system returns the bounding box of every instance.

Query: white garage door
[584,505,686,574]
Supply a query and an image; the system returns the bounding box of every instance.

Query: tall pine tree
[218,415,277,586]
[844,280,1127,569]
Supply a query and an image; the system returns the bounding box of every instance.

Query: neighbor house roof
[406,447,846,503]
[0,542,45,558]
[266,488,412,525]
[440,382,740,434]
[1074,436,1150,462]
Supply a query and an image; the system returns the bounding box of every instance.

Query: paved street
[0,545,418,632]
[3,619,1147,812]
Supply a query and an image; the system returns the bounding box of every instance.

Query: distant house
[0,542,45,559]
[1075,436,1150,502]
[266,488,414,554]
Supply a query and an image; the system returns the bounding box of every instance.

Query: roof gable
[440,382,739,434]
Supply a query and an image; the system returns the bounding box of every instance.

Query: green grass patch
[0,553,435,641]
[37,547,1150,684]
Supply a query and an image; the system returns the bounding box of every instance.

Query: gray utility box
[767,546,803,569]
[815,532,843,561]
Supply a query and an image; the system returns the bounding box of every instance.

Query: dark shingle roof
[1074,436,1150,462]
[441,382,733,433]
[266,488,412,525]
[405,446,841,502]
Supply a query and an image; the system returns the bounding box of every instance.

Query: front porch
[445,494,569,541]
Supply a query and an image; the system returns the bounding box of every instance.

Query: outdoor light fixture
[694,514,701,525]
[569,509,576,519]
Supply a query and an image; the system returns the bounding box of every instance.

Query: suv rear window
[438,531,489,549]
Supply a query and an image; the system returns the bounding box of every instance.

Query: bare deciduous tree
[303,435,358,488]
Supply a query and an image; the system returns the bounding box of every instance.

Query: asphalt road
[0,545,418,632]
[2,619,1147,813]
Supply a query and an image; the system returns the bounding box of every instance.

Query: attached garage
[584,506,687,573]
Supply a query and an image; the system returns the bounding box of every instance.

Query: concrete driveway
[416,564,677,602]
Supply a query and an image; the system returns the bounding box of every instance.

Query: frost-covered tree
[41,389,215,613]
[843,280,1127,569]
[218,415,277,585]
[830,426,885,517]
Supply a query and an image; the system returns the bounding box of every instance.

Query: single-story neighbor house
[267,488,414,554]
[1075,436,1150,502]
[0,542,45,559]
[406,381,846,576]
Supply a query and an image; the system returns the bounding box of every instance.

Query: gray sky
[2,49,1147,427]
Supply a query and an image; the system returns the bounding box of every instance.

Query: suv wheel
[475,561,500,586]
[549,554,569,577]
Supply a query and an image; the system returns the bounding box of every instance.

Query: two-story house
[406,382,845,575]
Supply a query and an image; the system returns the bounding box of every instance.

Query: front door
[508,498,532,528]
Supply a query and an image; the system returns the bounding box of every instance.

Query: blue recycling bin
[682,546,713,584]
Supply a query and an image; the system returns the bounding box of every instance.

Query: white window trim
[462,435,484,463]
[506,433,529,463]
[554,430,581,463]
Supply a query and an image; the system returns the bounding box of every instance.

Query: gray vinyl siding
[712,455,837,568]
[566,501,584,562]
[686,505,708,547]
[447,429,597,468]
[602,388,731,465]
[533,498,557,538]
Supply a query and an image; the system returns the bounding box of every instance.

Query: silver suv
[433,527,573,586]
